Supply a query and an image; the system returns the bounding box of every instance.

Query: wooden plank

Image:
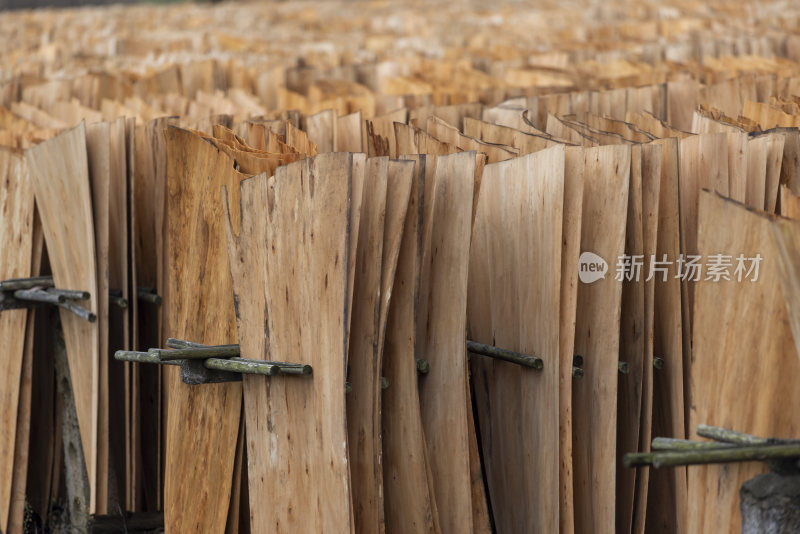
[382,155,440,534]
[336,110,363,152]
[305,109,335,153]
[223,153,355,533]
[467,145,564,532]
[0,147,34,533]
[559,145,585,534]
[25,123,100,512]
[86,121,112,514]
[638,138,687,534]
[615,145,644,534]
[417,151,475,534]
[163,126,243,533]
[772,211,800,362]
[347,157,389,534]
[572,144,630,534]
[688,192,800,534]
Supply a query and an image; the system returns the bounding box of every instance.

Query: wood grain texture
[615,145,644,534]
[86,121,112,514]
[164,126,243,533]
[0,148,33,533]
[382,155,441,534]
[467,146,565,533]
[417,151,475,534]
[25,123,100,511]
[559,145,585,534]
[689,192,800,534]
[224,153,354,534]
[571,144,630,534]
[347,156,388,534]
[642,138,687,534]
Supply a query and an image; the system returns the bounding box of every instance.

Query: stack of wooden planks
[2,1,800,533]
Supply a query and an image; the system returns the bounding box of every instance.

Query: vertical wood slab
[86,121,111,514]
[559,146,585,534]
[0,148,33,532]
[417,151,475,534]
[224,153,354,533]
[572,144,630,534]
[164,126,243,533]
[347,157,388,534]
[382,156,441,534]
[615,145,644,534]
[336,111,363,152]
[306,109,335,153]
[689,192,800,534]
[25,123,100,512]
[642,139,687,534]
[467,146,565,533]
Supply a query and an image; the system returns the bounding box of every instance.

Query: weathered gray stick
[618,361,630,374]
[573,366,584,378]
[47,288,90,300]
[114,350,182,366]
[697,425,769,446]
[15,287,64,304]
[653,356,665,369]
[137,287,162,305]
[625,444,800,469]
[651,437,736,451]
[155,346,241,361]
[204,357,280,376]
[466,340,543,370]
[58,299,97,322]
[0,275,54,291]
[416,358,430,374]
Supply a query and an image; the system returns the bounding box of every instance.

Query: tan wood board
[0,148,34,532]
[417,151,475,534]
[25,123,100,511]
[382,155,441,534]
[224,153,355,533]
[347,157,389,533]
[163,126,243,533]
[572,144,630,534]
[559,145,586,534]
[688,192,800,534]
[336,111,363,152]
[467,145,565,532]
[615,145,644,534]
[86,121,112,513]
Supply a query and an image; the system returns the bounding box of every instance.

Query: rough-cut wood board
[467,146,564,533]
[559,145,585,534]
[132,116,174,511]
[417,151,475,534]
[306,109,335,152]
[615,145,644,534]
[466,385,491,534]
[688,192,800,534]
[224,153,354,533]
[637,138,687,534]
[382,155,440,534]
[25,123,100,511]
[86,121,112,514]
[572,144,630,534]
[376,159,415,532]
[164,126,243,533]
[0,148,33,532]
[336,111,362,152]
[745,135,768,210]
[347,157,388,534]
[773,211,800,362]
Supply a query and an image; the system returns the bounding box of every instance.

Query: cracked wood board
[223,153,355,533]
[467,145,564,533]
[163,126,243,533]
[25,123,100,511]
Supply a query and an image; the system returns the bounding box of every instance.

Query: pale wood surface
[417,151,475,534]
[347,156,388,534]
[25,123,100,512]
[689,192,800,534]
[467,146,564,533]
[164,127,243,533]
[0,148,33,532]
[382,155,440,534]
[572,144,630,534]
